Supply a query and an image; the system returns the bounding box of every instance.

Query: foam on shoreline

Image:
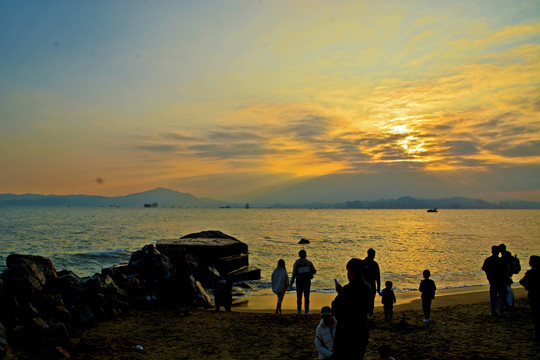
[233,284,527,313]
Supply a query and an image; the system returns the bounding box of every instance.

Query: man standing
[290,249,317,315]
[482,245,507,316]
[332,258,373,359]
[363,248,381,320]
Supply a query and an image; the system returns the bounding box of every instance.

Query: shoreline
[233,284,526,313]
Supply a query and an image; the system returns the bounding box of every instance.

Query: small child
[315,306,337,359]
[380,280,397,320]
[419,269,436,323]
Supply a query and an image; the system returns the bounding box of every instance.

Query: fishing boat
[427,208,438,212]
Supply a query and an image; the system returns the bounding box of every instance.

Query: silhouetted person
[214,273,232,312]
[364,248,381,320]
[290,249,317,315]
[419,269,436,323]
[315,306,337,359]
[175,248,195,315]
[331,258,373,359]
[381,280,396,321]
[520,255,540,342]
[499,243,521,309]
[482,245,507,316]
[271,259,290,314]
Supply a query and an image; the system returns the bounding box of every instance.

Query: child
[271,259,290,314]
[419,269,436,323]
[315,306,337,359]
[380,280,396,320]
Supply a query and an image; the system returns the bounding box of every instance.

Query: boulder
[156,230,260,282]
[6,254,57,281]
[1,263,47,295]
[298,238,310,244]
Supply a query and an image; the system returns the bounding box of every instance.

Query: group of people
[482,243,540,341]
[271,249,436,359]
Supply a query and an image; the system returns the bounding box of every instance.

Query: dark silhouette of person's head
[423,270,431,279]
[299,250,307,258]
[277,259,285,268]
[499,243,506,252]
[346,258,364,280]
[530,255,540,269]
[491,245,500,256]
[367,248,376,260]
[385,280,393,289]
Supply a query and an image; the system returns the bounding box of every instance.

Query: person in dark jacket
[363,248,381,320]
[520,255,540,341]
[331,258,373,359]
[482,245,507,316]
[290,250,317,315]
[419,270,436,323]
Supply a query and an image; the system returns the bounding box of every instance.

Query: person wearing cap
[315,306,337,359]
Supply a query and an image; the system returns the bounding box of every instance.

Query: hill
[0,188,235,208]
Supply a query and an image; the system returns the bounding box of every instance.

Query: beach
[43,287,539,360]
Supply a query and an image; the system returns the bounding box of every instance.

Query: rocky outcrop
[0,247,213,359]
[156,230,261,284]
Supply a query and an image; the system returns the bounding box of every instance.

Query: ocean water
[1,207,538,296]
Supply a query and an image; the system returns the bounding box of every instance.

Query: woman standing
[271,259,290,314]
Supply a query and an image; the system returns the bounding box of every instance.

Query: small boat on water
[427,208,438,212]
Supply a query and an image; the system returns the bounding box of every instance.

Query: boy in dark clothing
[419,270,436,323]
[482,245,507,316]
[332,258,373,359]
[380,280,396,321]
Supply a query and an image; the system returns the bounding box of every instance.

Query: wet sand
[56,286,540,360]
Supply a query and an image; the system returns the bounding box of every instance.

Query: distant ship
[144,203,158,208]
[427,208,438,212]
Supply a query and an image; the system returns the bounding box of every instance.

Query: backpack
[509,255,521,275]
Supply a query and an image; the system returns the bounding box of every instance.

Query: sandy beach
[27,286,534,359]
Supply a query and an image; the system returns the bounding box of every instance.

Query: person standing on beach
[290,250,317,315]
[271,259,290,314]
[419,270,436,323]
[519,255,540,342]
[315,306,337,359]
[363,248,381,320]
[499,243,521,310]
[331,258,373,359]
[380,280,396,321]
[482,245,507,316]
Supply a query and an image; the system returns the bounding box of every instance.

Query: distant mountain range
[0,188,234,208]
[1,188,539,209]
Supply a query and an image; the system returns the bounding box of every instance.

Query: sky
[1,0,539,203]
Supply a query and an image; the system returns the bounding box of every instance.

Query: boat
[427,208,438,212]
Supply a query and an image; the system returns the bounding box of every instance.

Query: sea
[1,207,538,297]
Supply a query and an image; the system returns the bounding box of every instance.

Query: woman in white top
[315,306,337,359]
[271,259,290,314]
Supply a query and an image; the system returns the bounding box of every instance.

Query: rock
[228,266,261,283]
[192,281,212,308]
[1,263,47,295]
[298,238,310,244]
[70,305,96,329]
[157,230,259,282]
[6,254,57,281]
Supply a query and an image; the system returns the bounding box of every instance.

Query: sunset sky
[1,1,539,203]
